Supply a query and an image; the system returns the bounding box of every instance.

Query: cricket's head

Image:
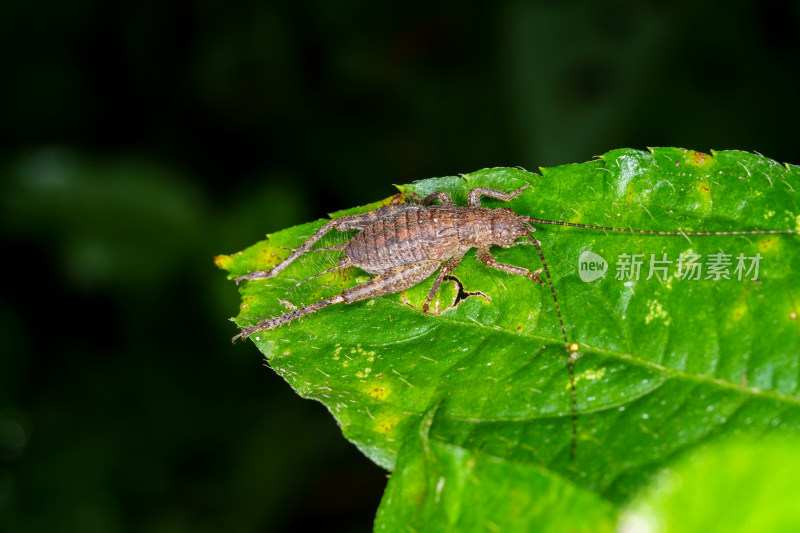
[491,209,534,247]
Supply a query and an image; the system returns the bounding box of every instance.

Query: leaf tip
[214,253,234,271]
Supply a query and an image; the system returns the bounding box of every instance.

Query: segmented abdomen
[345,207,468,273]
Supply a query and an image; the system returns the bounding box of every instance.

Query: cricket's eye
[500,228,510,239]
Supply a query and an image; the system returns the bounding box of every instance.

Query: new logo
[578,250,608,282]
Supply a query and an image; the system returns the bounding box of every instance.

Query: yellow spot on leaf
[213,254,234,270]
[731,302,748,321]
[257,247,283,269]
[686,150,713,168]
[376,414,400,433]
[694,182,713,210]
[365,383,390,401]
[758,237,781,254]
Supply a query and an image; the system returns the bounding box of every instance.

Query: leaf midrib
[373,296,800,413]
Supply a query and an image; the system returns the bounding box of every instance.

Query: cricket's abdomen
[345,206,485,273]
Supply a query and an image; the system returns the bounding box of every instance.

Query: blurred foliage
[0,148,382,532]
[621,438,800,532]
[1,0,798,531]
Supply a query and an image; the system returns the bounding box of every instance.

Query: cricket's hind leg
[232,260,441,342]
[232,293,348,343]
[340,260,441,302]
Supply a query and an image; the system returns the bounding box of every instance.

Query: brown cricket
[232,183,797,458]
[233,185,548,339]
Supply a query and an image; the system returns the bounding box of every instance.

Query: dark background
[0,1,797,531]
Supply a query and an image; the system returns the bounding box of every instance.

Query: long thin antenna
[523,217,797,461]
[527,218,799,236]
[527,227,577,460]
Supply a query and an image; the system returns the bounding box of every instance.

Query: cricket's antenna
[526,218,800,237]
[526,225,577,460]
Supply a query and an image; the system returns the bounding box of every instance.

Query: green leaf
[216,148,800,527]
[374,410,616,533]
[621,437,800,532]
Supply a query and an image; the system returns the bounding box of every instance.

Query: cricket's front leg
[476,248,544,284]
[467,184,531,208]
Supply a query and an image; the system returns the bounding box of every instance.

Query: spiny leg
[340,260,440,302]
[286,256,353,293]
[233,260,441,342]
[497,238,537,250]
[235,205,422,284]
[232,293,346,342]
[476,248,543,284]
[235,219,344,283]
[467,183,531,208]
[421,252,467,313]
[283,244,346,253]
